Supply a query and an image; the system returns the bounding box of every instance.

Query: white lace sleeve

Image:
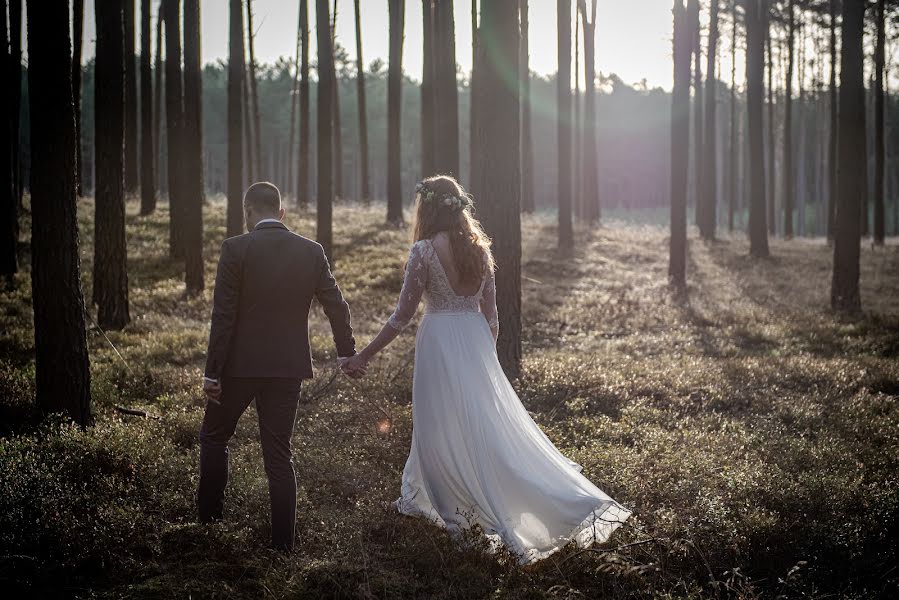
[480,263,499,330]
[387,241,429,330]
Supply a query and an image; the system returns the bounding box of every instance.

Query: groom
[199,181,361,551]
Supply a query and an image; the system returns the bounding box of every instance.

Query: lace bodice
[388,239,498,331]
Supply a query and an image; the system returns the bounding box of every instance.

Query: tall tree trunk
[472,0,521,378]
[728,0,737,233]
[469,0,478,189]
[766,19,775,235]
[140,0,156,215]
[433,0,460,177]
[671,0,690,289]
[688,0,703,225]
[421,0,436,177]
[317,0,336,255]
[73,0,85,197]
[298,0,310,208]
[699,0,719,239]
[386,0,405,225]
[330,0,343,200]
[124,0,139,194]
[183,0,204,293]
[246,0,263,183]
[164,0,185,258]
[154,4,164,195]
[579,0,599,224]
[573,6,581,220]
[287,4,302,200]
[782,0,795,238]
[1,0,16,286]
[9,0,22,205]
[557,0,573,250]
[796,21,806,237]
[746,0,769,257]
[873,0,885,245]
[831,0,865,312]
[227,0,245,236]
[520,0,534,213]
[353,0,371,202]
[827,0,838,240]
[26,0,92,425]
[94,0,130,330]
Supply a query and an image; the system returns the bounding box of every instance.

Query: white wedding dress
[386,239,631,564]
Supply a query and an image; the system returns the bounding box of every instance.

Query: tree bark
[330,0,343,200]
[699,0,719,239]
[298,0,310,208]
[1,0,16,285]
[782,0,795,238]
[164,0,185,258]
[26,0,93,425]
[386,0,405,225]
[746,0,769,257]
[557,0,573,250]
[94,0,131,330]
[183,0,204,293]
[766,18,775,235]
[154,4,164,195]
[469,0,478,189]
[873,0,885,245]
[9,0,22,205]
[728,0,737,233]
[573,5,581,220]
[433,0,460,177]
[827,0,838,240]
[247,0,264,183]
[520,0,535,213]
[472,0,521,378]
[140,0,156,214]
[287,3,303,200]
[73,0,85,197]
[353,0,371,201]
[831,0,865,312]
[421,0,436,178]
[671,0,690,289]
[317,0,336,256]
[688,0,702,225]
[124,0,139,194]
[227,0,245,236]
[579,0,599,224]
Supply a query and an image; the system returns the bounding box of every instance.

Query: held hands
[338,353,369,379]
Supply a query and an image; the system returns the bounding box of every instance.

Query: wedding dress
[387,239,631,564]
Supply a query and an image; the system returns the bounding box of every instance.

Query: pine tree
[557,0,573,250]
[227,0,245,236]
[26,0,93,424]
[183,0,204,293]
[671,0,690,289]
[386,0,405,225]
[473,0,521,377]
[94,0,131,330]
[140,0,157,215]
[317,0,336,255]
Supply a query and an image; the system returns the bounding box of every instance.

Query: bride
[342,175,631,564]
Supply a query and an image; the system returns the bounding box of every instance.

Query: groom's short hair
[244,182,281,214]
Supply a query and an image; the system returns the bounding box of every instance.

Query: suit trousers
[198,377,302,550]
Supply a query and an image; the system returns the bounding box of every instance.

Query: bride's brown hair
[411,175,495,285]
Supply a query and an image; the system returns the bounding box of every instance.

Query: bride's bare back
[430,232,482,298]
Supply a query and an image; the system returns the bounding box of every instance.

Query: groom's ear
[279,207,286,221]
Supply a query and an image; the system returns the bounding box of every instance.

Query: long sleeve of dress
[387,241,429,330]
[480,263,499,330]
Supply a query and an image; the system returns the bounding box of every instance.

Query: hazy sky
[75,0,686,90]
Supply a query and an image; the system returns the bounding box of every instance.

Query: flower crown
[415,182,472,211]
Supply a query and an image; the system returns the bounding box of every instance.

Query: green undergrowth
[1,197,898,598]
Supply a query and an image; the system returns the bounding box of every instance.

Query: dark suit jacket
[204,221,355,380]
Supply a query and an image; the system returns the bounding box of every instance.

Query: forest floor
[1,198,899,599]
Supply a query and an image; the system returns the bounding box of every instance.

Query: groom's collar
[253,219,288,232]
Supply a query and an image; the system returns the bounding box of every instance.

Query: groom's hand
[203,377,222,404]
[338,355,367,379]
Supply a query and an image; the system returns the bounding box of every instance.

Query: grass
[1,196,898,598]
